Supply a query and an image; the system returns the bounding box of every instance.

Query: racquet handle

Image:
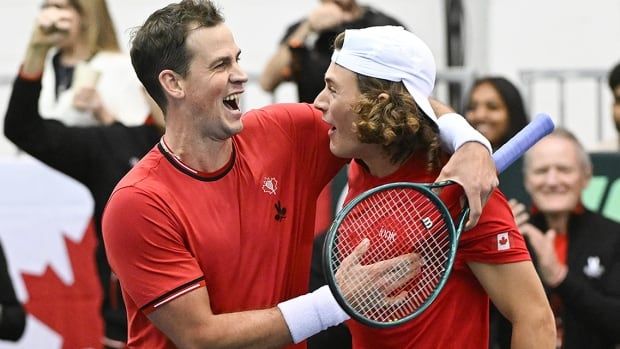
[492,113,555,173]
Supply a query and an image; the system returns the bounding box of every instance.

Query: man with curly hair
[312,26,556,348]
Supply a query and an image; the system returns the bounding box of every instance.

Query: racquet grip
[492,113,555,173]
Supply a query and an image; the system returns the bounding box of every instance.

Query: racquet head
[323,181,463,328]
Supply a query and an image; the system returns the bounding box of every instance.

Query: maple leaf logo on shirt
[262,177,278,195]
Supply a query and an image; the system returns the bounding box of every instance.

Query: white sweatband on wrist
[277,285,350,344]
[436,112,492,154]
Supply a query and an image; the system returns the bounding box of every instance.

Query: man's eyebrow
[209,49,241,68]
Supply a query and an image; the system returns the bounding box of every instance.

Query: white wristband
[277,285,350,344]
[436,112,492,154]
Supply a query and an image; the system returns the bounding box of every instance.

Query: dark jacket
[493,209,620,349]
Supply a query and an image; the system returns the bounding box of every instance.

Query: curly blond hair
[334,32,441,169]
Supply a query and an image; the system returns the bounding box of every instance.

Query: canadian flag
[497,232,510,251]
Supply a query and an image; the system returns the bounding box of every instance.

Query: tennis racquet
[323,113,555,328]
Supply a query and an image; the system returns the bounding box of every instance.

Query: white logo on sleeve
[497,232,510,251]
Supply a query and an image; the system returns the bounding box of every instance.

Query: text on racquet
[323,113,555,328]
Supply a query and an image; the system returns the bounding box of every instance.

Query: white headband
[331,26,437,124]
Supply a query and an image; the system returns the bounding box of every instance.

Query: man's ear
[159,69,185,100]
[378,92,390,102]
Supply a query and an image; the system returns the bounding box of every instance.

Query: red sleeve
[448,189,531,267]
[244,103,347,195]
[102,186,204,311]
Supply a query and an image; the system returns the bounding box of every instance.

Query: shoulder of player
[109,152,170,200]
[243,103,322,130]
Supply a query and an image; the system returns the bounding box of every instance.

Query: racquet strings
[330,186,452,323]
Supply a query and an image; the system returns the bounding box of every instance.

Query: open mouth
[223,93,241,110]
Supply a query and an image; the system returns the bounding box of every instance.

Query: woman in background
[31,0,153,126]
[464,76,529,150]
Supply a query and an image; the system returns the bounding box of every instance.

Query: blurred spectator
[5,0,163,347]
[464,76,529,150]
[0,241,26,342]
[260,0,404,103]
[595,62,620,151]
[33,0,150,126]
[4,71,163,348]
[503,129,620,348]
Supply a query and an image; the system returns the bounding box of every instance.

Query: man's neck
[162,126,234,174]
[544,212,570,233]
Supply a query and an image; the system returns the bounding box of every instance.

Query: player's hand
[436,142,498,230]
[335,239,422,311]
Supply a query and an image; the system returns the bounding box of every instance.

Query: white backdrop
[2,0,620,154]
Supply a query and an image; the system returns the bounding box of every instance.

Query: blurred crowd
[1,0,619,348]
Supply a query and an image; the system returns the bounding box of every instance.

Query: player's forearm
[152,306,291,349]
[198,308,293,349]
[436,112,492,153]
[151,285,348,349]
[509,309,556,349]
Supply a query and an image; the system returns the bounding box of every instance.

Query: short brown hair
[129,0,225,113]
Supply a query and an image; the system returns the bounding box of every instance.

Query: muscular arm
[148,287,292,349]
[470,261,556,349]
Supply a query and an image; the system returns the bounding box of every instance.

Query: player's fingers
[464,191,482,230]
[343,238,370,267]
[382,255,422,294]
[385,290,410,308]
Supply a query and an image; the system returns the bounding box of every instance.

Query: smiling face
[180,23,248,140]
[313,62,374,160]
[465,82,510,148]
[524,134,591,215]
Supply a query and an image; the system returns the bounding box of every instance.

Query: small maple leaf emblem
[262,177,278,195]
[275,201,287,221]
[497,232,510,251]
